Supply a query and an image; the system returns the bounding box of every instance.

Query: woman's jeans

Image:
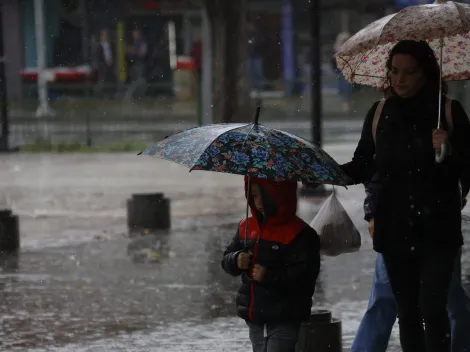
[351,250,470,352]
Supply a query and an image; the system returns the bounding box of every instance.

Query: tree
[205,0,252,123]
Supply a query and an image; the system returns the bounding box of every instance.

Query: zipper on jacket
[248,225,263,321]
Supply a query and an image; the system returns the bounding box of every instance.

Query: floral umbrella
[139,107,352,186]
[335,0,470,87]
[334,0,470,162]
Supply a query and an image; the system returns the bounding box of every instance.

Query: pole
[34,0,54,117]
[300,0,327,197]
[0,5,9,151]
[311,0,322,147]
[81,0,90,62]
[201,3,212,125]
[117,22,127,85]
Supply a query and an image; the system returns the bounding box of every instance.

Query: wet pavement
[9,117,363,148]
[0,145,469,351]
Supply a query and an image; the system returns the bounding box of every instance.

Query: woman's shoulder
[366,96,395,118]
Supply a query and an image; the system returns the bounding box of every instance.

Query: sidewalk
[9,90,379,122]
[1,142,446,351]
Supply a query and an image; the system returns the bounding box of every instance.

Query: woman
[350,176,470,352]
[341,40,470,352]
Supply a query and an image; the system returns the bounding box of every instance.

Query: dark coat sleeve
[363,182,375,222]
[448,100,470,204]
[341,102,379,185]
[221,229,245,277]
[364,173,380,221]
[261,227,321,293]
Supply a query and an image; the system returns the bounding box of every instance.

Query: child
[221,177,321,352]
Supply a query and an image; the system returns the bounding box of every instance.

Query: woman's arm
[341,102,379,185]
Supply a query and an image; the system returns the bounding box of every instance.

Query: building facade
[1,0,398,100]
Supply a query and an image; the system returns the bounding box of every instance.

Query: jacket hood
[244,176,298,224]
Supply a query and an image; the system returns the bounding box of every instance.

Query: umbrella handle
[435,143,447,163]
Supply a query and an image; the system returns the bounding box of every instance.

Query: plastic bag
[310,192,361,256]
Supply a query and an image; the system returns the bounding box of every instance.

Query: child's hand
[252,264,266,282]
[237,252,251,270]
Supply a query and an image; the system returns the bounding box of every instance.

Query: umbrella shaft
[437,39,444,130]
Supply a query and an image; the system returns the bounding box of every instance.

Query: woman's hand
[432,129,449,153]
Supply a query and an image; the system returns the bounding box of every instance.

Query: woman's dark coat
[342,89,470,255]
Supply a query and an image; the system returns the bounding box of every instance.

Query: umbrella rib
[351,47,376,82]
[239,123,268,175]
[188,123,250,171]
[349,11,401,82]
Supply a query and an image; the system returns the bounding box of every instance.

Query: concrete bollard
[296,309,342,352]
[0,209,20,253]
[126,193,171,234]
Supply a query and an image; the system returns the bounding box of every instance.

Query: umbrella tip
[254,105,261,124]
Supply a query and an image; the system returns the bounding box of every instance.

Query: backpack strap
[372,98,387,145]
[372,97,452,141]
[445,96,453,134]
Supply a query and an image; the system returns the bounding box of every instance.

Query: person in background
[127,28,148,83]
[96,28,115,99]
[333,32,353,113]
[190,33,202,99]
[222,177,321,352]
[148,26,172,97]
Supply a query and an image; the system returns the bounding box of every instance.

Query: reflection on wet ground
[1,221,468,351]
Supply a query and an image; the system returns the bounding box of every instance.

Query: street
[8,117,364,148]
[1,143,469,351]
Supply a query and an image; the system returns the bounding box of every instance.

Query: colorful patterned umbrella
[335,0,470,87]
[139,108,352,186]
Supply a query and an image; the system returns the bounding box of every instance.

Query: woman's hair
[385,40,447,95]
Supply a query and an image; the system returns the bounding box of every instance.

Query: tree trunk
[205,0,252,123]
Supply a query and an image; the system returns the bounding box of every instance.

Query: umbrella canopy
[140,117,352,186]
[335,0,470,87]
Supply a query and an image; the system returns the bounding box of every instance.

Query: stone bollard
[0,209,20,253]
[296,309,342,352]
[127,193,171,234]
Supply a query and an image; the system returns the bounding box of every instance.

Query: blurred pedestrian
[148,26,172,96]
[126,28,148,99]
[341,40,470,352]
[221,178,321,352]
[333,32,352,113]
[127,28,148,82]
[190,34,202,98]
[96,28,115,99]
